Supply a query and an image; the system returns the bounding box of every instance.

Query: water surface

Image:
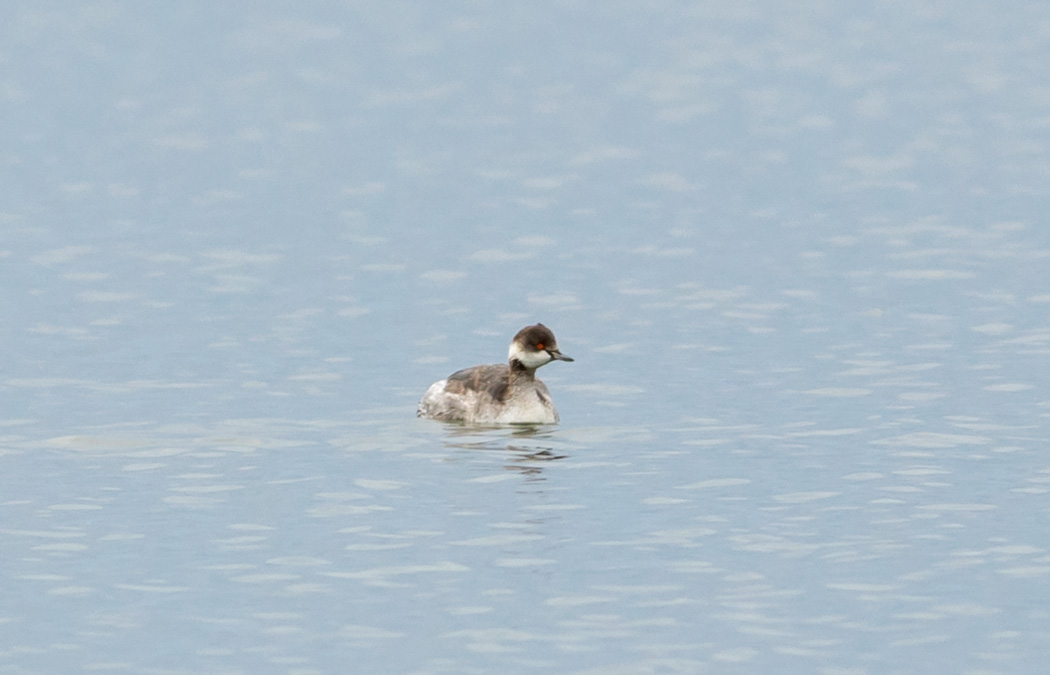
[2,1,1050,673]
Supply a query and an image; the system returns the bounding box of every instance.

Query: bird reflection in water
[439,424,568,477]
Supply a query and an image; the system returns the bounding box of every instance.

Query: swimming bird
[417,323,573,424]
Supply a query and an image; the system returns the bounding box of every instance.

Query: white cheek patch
[521,350,552,369]
[509,343,552,369]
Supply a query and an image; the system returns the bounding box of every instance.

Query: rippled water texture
[2,2,1050,673]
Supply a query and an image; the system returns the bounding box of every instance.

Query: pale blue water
[3,2,1050,674]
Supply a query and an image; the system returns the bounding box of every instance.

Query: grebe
[417,323,573,424]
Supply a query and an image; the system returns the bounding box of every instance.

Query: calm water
[3,2,1050,673]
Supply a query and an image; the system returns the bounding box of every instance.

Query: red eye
[535,343,545,350]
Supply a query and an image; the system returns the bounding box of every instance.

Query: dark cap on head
[514,323,573,362]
